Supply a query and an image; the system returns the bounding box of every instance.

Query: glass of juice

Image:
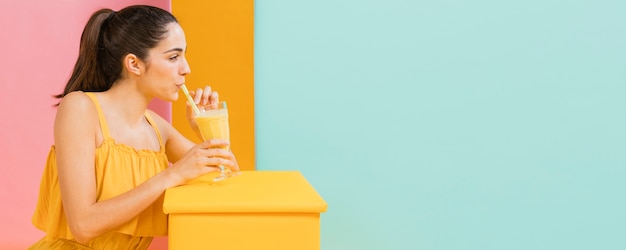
[194,101,239,181]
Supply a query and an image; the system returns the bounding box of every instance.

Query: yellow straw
[180,84,200,115]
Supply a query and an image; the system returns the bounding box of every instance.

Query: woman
[29,5,238,249]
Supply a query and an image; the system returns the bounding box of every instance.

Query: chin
[168,92,180,102]
[157,92,179,103]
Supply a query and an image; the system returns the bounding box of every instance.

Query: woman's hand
[166,139,239,186]
[186,86,219,139]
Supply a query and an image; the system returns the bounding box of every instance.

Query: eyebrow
[163,48,185,54]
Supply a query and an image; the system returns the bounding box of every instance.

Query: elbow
[68,221,98,244]
[73,234,95,245]
[74,236,92,245]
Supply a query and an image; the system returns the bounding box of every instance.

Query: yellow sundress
[29,92,169,249]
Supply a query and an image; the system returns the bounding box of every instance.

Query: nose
[181,57,191,75]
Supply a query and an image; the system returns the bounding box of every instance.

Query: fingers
[197,139,229,149]
[191,87,202,105]
[189,86,219,109]
[194,148,236,170]
[200,156,235,168]
[210,91,219,105]
[193,86,219,105]
[193,140,233,159]
[200,86,211,105]
[173,140,236,183]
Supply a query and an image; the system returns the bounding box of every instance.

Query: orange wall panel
[172,0,255,170]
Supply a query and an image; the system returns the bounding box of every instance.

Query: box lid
[163,171,327,214]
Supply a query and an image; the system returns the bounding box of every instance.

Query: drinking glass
[194,101,239,181]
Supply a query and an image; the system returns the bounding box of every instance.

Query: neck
[101,79,152,125]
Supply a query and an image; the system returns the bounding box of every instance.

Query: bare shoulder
[54,91,100,145]
[57,91,97,114]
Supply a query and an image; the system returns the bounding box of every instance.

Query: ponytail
[56,9,114,100]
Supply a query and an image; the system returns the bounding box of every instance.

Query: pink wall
[0,0,170,249]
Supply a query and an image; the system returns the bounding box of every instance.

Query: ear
[123,54,143,76]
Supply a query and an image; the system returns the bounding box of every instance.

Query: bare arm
[55,92,180,243]
[55,93,234,243]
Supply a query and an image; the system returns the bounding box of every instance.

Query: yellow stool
[163,171,328,250]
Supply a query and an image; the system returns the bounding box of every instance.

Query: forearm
[69,169,179,243]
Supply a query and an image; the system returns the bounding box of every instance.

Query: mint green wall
[255,1,625,249]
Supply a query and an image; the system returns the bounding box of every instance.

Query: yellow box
[163,171,328,250]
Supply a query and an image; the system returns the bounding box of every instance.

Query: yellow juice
[194,109,230,149]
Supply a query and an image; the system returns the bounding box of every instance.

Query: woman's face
[140,22,191,102]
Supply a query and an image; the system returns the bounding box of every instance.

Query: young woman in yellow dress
[29,5,239,249]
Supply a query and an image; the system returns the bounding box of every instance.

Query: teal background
[255,1,626,249]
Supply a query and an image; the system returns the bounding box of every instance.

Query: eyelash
[170,55,179,61]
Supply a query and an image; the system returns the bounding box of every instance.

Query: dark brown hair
[56,5,178,101]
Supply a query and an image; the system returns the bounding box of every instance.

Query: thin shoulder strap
[144,112,164,147]
[84,92,111,138]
